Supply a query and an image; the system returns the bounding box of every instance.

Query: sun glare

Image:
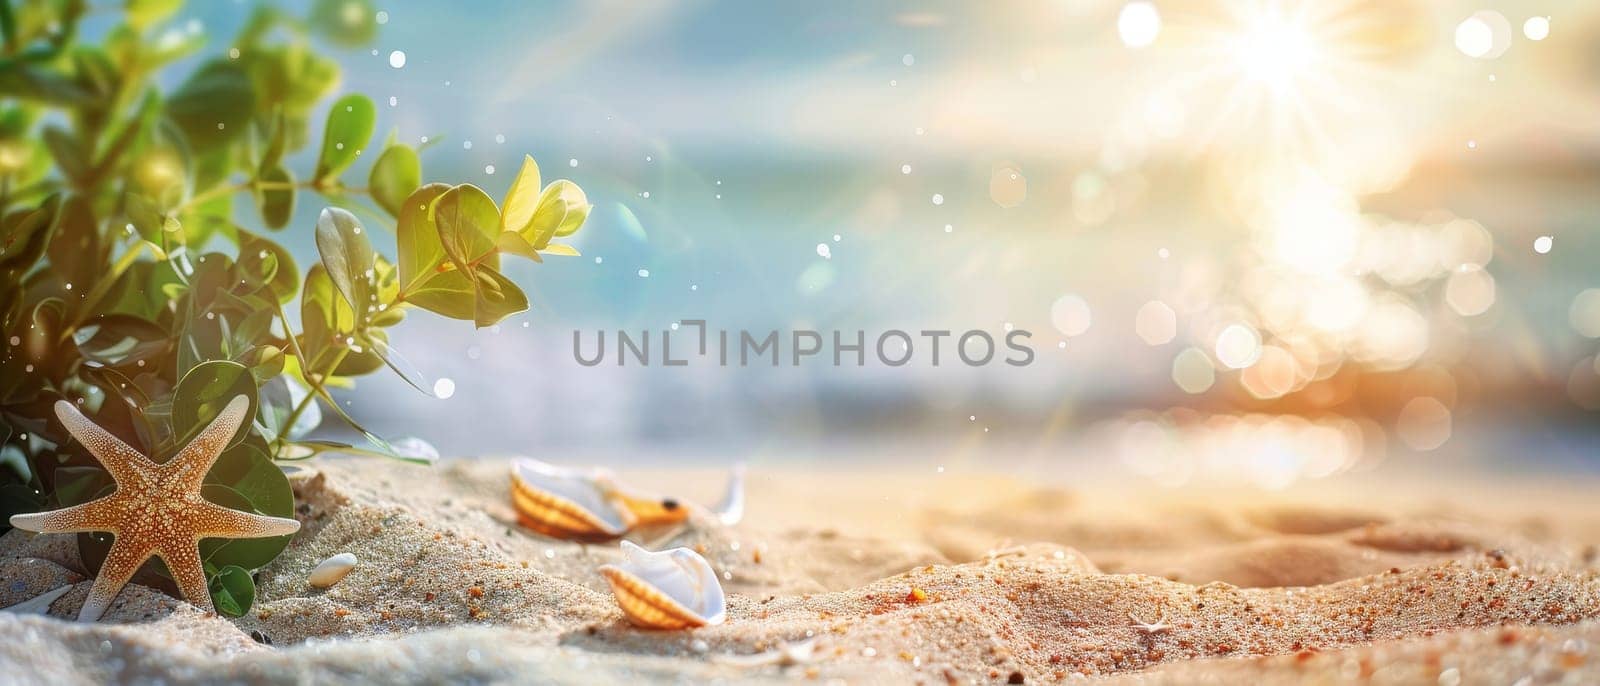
[1232,11,1319,95]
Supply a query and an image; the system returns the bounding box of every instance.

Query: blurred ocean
[124,1,1600,482]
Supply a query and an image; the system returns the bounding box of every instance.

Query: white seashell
[599,540,726,629]
[510,459,686,542]
[391,436,440,463]
[308,553,358,588]
[1,585,72,615]
[712,464,745,526]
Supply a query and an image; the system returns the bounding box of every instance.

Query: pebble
[309,553,359,588]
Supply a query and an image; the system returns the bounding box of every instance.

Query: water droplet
[817,243,832,259]
[931,193,944,205]
[637,269,650,278]
[568,158,578,167]
[462,140,473,150]
[484,165,496,174]
[901,164,912,174]
[388,96,398,107]
[902,53,915,66]
[388,51,406,68]
[432,378,456,399]
[1534,235,1553,254]
[375,10,389,25]
[494,133,506,144]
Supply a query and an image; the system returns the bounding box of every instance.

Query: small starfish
[1129,611,1172,635]
[9,396,300,621]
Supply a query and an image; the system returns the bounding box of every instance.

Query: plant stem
[274,346,348,458]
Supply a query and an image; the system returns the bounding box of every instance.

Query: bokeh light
[1051,294,1093,337]
[1117,2,1161,48]
[1396,397,1452,451]
[1135,301,1177,346]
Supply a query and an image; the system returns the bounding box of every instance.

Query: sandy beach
[3,458,1600,684]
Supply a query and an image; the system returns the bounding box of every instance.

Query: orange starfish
[8,395,301,621]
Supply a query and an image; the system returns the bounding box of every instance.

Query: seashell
[1,585,72,615]
[308,553,358,588]
[599,540,726,630]
[712,463,746,526]
[510,459,687,542]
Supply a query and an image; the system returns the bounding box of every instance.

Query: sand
[4,458,1600,684]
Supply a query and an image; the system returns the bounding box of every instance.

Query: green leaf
[172,361,259,453]
[396,183,450,295]
[314,208,377,317]
[42,127,89,183]
[299,265,384,376]
[369,144,421,217]
[0,65,95,106]
[0,194,63,277]
[309,0,379,47]
[127,0,184,29]
[470,264,529,327]
[52,466,113,508]
[500,155,541,233]
[208,564,255,617]
[166,61,255,152]
[199,452,292,570]
[237,230,300,304]
[314,94,376,185]
[46,195,102,292]
[255,165,296,230]
[298,264,354,371]
[256,375,320,443]
[71,314,169,367]
[433,184,501,271]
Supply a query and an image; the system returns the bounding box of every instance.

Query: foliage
[0,0,589,614]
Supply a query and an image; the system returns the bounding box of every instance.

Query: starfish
[8,396,300,621]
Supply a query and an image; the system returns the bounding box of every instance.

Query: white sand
[3,459,1600,684]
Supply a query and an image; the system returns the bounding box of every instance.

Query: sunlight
[1231,9,1318,96]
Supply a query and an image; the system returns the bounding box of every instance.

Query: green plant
[0,0,589,616]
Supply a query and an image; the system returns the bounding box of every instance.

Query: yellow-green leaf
[494,231,543,263]
[471,264,528,328]
[396,183,451,296]
[500,155,541,233]
[432,184,500,272]
[369,144,421,217]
